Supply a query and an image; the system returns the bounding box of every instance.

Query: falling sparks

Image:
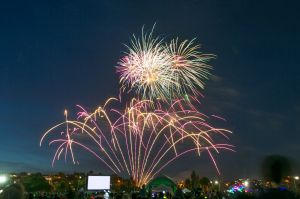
[40,25,234,187]
[40,98,234,186]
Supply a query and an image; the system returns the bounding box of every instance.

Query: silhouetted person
[139,184,147,199]
[54,193,60,199]
[148,186,152,199]
[0,183,25,199]
[236,193,257,199]
[132,192,137,199]
[104,190,109,199]
[174,187,184,199]
[158,192,164,199]
[28,193,34,199]
[260,188,299,199]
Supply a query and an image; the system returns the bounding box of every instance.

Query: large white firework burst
[117,27,214,100]
[117,27,174,100]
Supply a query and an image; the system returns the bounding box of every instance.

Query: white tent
[152,185,174,194]
[182,188,191,194]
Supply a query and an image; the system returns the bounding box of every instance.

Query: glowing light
[295,176,299,180]
[214,180,219,185]
[243,180,249,187]
[0,175,7,184]
[227,184,246,193]
[117,26,214,101]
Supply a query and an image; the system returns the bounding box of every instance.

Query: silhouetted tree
[259,188,298,199]
[66,188,75,199]
[0,183,25,199]
[20,173,51,192]
[190,170,198,189]
[54,180,69,192]
[199,177,210,191]
[57,172,66,178]
[185,178,191,189]
[262,155,292,185]
[260,155,299,199]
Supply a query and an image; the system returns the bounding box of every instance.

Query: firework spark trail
[40,117,123,173]
[41,97,233,186]
[167,38,214,97]
[77,106,126,173]
[40,26,234,187]
[120,98,232,185]
[143,144,235,185]
[143,130,232,182]
[117,27,214,101]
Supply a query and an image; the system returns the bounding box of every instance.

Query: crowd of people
[0,183,299,199]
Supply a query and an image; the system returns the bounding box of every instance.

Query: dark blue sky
[0,0,299,180]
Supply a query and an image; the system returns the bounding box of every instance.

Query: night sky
[1,0,299,180]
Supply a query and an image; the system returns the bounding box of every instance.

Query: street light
[214,180,220,191]
[295,176,299,180]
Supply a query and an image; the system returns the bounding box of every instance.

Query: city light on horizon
[0,176,7,184]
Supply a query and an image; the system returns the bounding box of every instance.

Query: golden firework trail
[40,98,234,186]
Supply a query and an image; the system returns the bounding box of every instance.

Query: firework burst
[117,27,174,100]
[40,98,234,186]
[117,27,214,101]
[41,25,234,187]
[167,38,214,97]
